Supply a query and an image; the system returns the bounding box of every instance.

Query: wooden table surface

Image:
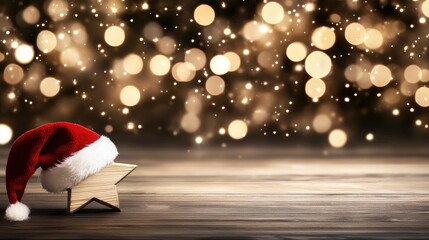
[1,146,429,239]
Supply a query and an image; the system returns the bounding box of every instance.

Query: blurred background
[1,0,429,149]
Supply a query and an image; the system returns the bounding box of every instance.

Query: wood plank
[0,147,428,239]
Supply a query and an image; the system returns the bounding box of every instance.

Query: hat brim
[39,136,118,193]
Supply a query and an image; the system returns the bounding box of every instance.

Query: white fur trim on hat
[5,202,30,221]
[39,136,118,193]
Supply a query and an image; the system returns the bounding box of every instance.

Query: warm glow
[415,86,429,107]
[3,64,24,85]
[180,113,200,133]
[157,36,176,55]
[194,4,215,26]
[228,120,248,140]
[22,5,40,25]
[37,30,57,53]
[123,54,143,75]
[305,51,332,78]
[328,129,347,148]
[47,0,68,21]
[261,2,284,25]
[311,26,336,50]
[172,62,196,82]
[205,76,225,96]
[404,65,422,84]
[286,42,307,62]
[364,28,383,49]
[370,64,392,87]
[120,85,141,106]
[210,55,230,75]
[313,114,332,133]
[40,77,60,97]
[104,26,125,47]
[15,44,34,64]
[150,54,171,76]
[185,48,207,70]
[305,78,326,99]
[0,124,13,145]
[422,0,429,18]
[224,52,241,72]
[345,22,366,45]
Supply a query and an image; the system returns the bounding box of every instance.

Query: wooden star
[67,162,137,213]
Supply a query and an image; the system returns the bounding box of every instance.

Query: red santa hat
[5,122,118,221]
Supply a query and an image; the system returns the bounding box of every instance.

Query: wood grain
[0,147,428,239]
[67,163,137,213]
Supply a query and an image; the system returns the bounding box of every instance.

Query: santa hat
[5,122,118,221]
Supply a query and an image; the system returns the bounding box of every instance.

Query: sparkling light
[47,0,68,21]
[194,4,215,26]
[15,44,34,64]
[261,2,284,25]
[370,64,392,87]
[37,30,57,53]
[123,54,143,75]
[104,26,125,47]
[345,22,366,45]
[150,54,171,76]
[228,120,248,140]
[0,124,13,145]
[210,55,230,75]
[311,26,336,50]
[40,77,60,97]
[305,51,332,78]
[286,42,307,62]
[366,133,374,141]
[205,76,225,96]
[328,129,347,148]
[120,85,141,107]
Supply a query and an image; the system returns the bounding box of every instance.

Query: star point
[67,162,137,213]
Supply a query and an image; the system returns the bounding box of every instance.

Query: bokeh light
[286,42,307,62]
[0,124,13,145]
[185,48,206,70]
[311,26,336,50]
[194,4,215,26]
[150,54,171,76]
[37,30,57,53]
[120,85,141,107]
[205,76,225,96]
[3,64,24,85]
[228,120,248,140]
[104,26,125,47]
[305,51,332,78]
[15,44,34,64]
[370,64,392,87]
[210,55,230,75]
[415,86,429,107]
[345,22,366,45]
[40,77,60,97]
[364,28,383,49]
[305,78,326,99]
[313,114,332,134]
[22,5,40,25]
[224,52,241,72]
[181,113,200,133]
[328,129,347,148]
[261,2,284,25]
[123,54,143,75]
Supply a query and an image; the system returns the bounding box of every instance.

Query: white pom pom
[5,202,30,221]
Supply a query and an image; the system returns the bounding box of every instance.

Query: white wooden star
[67,162,137,213]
